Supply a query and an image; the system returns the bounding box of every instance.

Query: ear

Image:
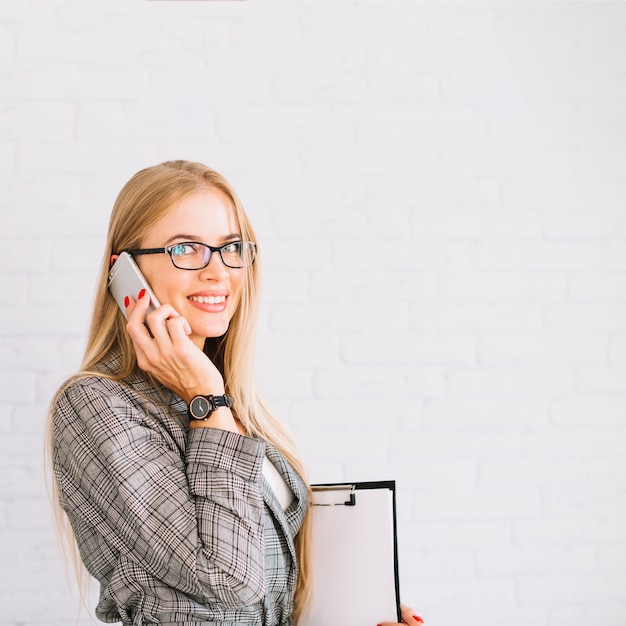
[110,254,119,268]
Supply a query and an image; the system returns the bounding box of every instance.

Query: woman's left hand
[377,603,424,626]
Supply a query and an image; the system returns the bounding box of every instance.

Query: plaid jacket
[52,355,308,626]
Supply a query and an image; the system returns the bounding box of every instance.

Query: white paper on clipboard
[299,481,401,626]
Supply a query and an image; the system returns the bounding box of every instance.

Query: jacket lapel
[262,444,308,561]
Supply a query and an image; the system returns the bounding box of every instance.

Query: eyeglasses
[127,240,257,270]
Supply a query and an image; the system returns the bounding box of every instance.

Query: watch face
[190,395,212,420]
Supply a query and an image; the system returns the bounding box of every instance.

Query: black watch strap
[188,393,234,421]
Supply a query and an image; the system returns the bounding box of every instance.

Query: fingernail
[124,296,130,308]
[138,289,146,299]
[413,617,424,624]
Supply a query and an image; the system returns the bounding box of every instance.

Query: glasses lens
[220,241,256,268]
[169,243,211,270]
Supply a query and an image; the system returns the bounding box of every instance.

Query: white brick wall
[1,1,625,625]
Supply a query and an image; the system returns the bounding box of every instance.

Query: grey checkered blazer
[51,353,308,626]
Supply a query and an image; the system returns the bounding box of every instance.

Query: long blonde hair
[46,160,312,622]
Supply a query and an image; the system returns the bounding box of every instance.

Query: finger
[125,293,167,361]
[125,290,152,327]
[145,304,189,345]
[124,306,153,370]
[376,606,425,626]
[378,615,424,626]
[124,295,152,342]
[163,315,192,340]
[400,604,424,625]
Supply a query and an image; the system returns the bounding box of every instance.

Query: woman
[48,160,422,626]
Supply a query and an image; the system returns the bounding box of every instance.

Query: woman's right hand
[124,290,225,404]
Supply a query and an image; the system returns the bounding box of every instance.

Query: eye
[221,241,242,254]
[170,242,198,257]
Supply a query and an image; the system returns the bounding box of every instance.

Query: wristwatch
[188,394,234,421]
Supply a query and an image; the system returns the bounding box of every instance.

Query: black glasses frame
[126,240,257,270]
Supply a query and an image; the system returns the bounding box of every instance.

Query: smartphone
[108,252,160,320]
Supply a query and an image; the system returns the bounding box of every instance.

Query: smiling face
[135,188,245,348]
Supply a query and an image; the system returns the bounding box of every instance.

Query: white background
[1,1,625,625]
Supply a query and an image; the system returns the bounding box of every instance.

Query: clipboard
[299,481,401,626]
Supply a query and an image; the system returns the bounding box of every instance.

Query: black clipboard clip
[311,484,356,506]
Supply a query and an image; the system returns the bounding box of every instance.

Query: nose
[199,249,229,280]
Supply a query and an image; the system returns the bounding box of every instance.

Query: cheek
[154,274,189,305]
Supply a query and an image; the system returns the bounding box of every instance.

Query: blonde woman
[48,160,422,626]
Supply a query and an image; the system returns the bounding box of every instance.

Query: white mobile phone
[108,252,160,320]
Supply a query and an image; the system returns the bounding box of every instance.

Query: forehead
[145,188,239,244]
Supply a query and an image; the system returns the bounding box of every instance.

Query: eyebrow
[163,233,242,246]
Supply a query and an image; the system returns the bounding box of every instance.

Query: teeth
[189,295,226,305]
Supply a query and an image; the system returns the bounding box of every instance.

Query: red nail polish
[138,289,146,299]
[413,617,424,624]
[124,296,130,308]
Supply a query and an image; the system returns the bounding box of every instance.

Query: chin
[199,320,231,339]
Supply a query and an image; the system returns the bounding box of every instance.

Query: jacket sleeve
[52,379,266,609]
